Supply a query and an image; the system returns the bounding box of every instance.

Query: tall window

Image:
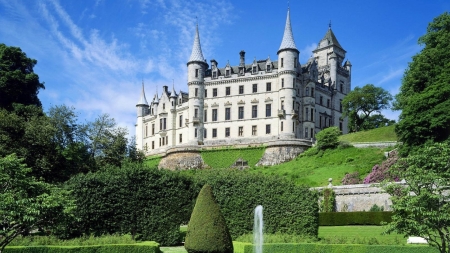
[212,109,218,121]
[152,124,155,135]
[159,118,162,130]
[152,141,154,149]
[327,99,330,108]
[238,126,243,136]
[266,104,271,117]
[239,85,244,94]
[225,108,231,120]
[320,96,323,105]
[311,88,315,97]
[306,87,309,96]
[226,69,230,76]
[205,89,207,97]
[340,82,344,92]
[238,106,244,119]
[252,125,257,135]
[179,134,182,143]
[252,83,257,93]
[311,128,314,138]
[266,124,271,134]
[266,82,271,91]
[319,116,322,128]
[339,121,343,131]
[225,127,230,137]
[310,108,314,122]
[226,87,230,95]
[212,128,217,138]
[305,107,309,121]
[305,128,308,138]
[252,66,257,73]
[252,105,258,118]
[282,78,284,88]
[163,118,166,130]
[340,100,343,112]
[194,128,197,138]
[163,103,165,110]
[204,110,207,122]
[213,88,217,97]
[194,108,198,118]
[294,57,297,67]
[195,69,199,77]
[204,129,207,138]
[281,100,284,110]
[281,58,284,67]
[281,121,284,132]
[179,115,183,127]
[145,125,148,137]
[212,71,217,78]
[266,64,271,72]
[195,88,198,97]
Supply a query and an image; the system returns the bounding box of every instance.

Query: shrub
[63,162,197,246]
[316,127,341,150]
[369,204,384,212]
[319,212,393,226]
[341,171,361,185]
[5,242,160,253]
[189,169,319,239]
[363,150,399,183]
[184,184,233,253]
[320,188,335,212]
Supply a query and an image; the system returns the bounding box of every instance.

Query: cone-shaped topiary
[184,184,233,253]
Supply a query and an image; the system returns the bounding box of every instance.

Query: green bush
[316,127,341,150]
[185,185,233,253]
[63,162,197,246]
[188,169,319,239]
[239,243,438,253]
[5,242,161,253]
[319,212,393,226]
[321,188,335,212]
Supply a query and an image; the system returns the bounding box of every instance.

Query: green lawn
[339,125,397,143]
[319,226,405,245]
[251,146,386,187]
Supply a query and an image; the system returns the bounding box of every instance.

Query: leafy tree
[342,84,393,132]
[0,44,45,111]
[349,113,395,132]
[185,184,233,253]
[0,154,75,253]
[394,12,450,152]
[384,142,450,253]
[316,126,341,150]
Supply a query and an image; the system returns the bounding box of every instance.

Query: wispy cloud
[300,43,317,63]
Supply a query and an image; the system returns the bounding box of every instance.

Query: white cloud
[300,43,317,63]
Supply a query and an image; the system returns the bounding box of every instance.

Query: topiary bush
[184,184,233,253]
[315,127,341,150]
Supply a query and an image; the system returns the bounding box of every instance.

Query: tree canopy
[0,43,45,111]
[342,84,393,132]
[384,142,450,253]
[394,12,450,151]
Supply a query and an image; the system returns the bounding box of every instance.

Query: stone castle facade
[136,9,351,157]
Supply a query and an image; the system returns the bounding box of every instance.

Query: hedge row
[319,212,393,226]
[237,243,438,253]
[5,242,160,253]
[189,169,319,239]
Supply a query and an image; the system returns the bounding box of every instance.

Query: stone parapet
[256,139,312,166]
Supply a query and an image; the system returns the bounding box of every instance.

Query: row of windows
[204,104,273,122]
[196,125,272,139]
[210,57,297,78]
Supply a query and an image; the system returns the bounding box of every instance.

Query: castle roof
[315,27,345,52]
[137,82,148,106]
[278,8,298,53]
[188,24,206,63]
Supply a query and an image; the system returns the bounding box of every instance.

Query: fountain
[254,205,263,253]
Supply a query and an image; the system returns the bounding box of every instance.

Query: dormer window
[212,71,217,78]
[252,66,257,73]
[195,69,199,78]
[266,65,271,72]
[226,69,230,77]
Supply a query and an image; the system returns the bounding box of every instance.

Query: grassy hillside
[339,125,397,143]
[201,146,265,168]
[251,146,387,187]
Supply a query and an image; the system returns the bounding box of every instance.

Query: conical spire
[188,23,205,63]
[170,81,177,98]
[137,81,148,105]
[278,8,298,53]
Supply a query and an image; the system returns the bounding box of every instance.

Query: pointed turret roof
[188,24,205,63]
[316,27,344,51]
[170,83,177,98]
[137,81,148,106]
[278,8,298,53]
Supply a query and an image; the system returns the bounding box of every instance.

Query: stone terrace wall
[314,182,406,212]
[256,139,312,166]
[158,146,206,170]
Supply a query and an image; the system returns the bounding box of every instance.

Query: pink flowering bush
[341,171,361,185]
[363,150,400,184]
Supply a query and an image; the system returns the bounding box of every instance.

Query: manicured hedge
[62,163,197,246]
[5,242,161,253]
[238,243,438,253]
[319,212,393,226]
[189,169,319,239]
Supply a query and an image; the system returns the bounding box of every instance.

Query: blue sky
[1,0,449,136]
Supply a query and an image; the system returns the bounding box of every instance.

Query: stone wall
[157,145,206,170]
[256,139,311,166]
[314,182,406,212]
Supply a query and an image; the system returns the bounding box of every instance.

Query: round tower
[136,82,149,151]
[277,8,299,139]
[187,24,208,145]
[329,52,338,89]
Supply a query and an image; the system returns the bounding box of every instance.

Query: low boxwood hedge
[319,212,393,226]
[238,243,438,253]
[4,242,160,253]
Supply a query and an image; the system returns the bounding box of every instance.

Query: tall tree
[384,142,450,253]
[0,44,45,111]
[342,84,393,132]
[394,12,450,151]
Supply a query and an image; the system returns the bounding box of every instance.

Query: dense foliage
[394,12,450,153]
[188,169,319,239]
[342,84,393,132]
[200,146,265,168]
[4,242,160,253]
[363,149,399,183]
[320,188,335,212]
[384,142,450,253]
[0,154,75,253]
[0,43,45,111]
[319,212,393,226]
[185,185,233,253]
[63,163,197,246]
[341,171,361,185]
[315,127,341,150]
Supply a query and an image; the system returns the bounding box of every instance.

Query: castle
[136,9,351,158]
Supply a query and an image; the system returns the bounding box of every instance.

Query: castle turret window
[226,87,230,96]
[163,103,165,110]
[266,65,271,72]
[239,85,244,94]
[281,121,284,131]
[266,82,271,91]
[195,69,199,78]
[195,128,197,137]
[310,108,314,122]
[179,115,183,127]
[179,134,182,143]
[320,96,323,105]
[152,124,155,135]
[213,88,217,97]
[294,57,297,68]
[281,58,284,67]
[282,78,284,88]
[194,108,198,118]
[195,88,198,97]
[204,110,207,122]
[205,89,207,97]
[145,125,148,137]
[327,99,330,108]
[311,88,315,97]
[252,84,257,93]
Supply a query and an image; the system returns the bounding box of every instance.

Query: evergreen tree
[185,184,233,253]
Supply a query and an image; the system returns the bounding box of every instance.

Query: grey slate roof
[137,83,148,105]
[188,25,205,63]
[318,28,344,50]
[278,8,298,52]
